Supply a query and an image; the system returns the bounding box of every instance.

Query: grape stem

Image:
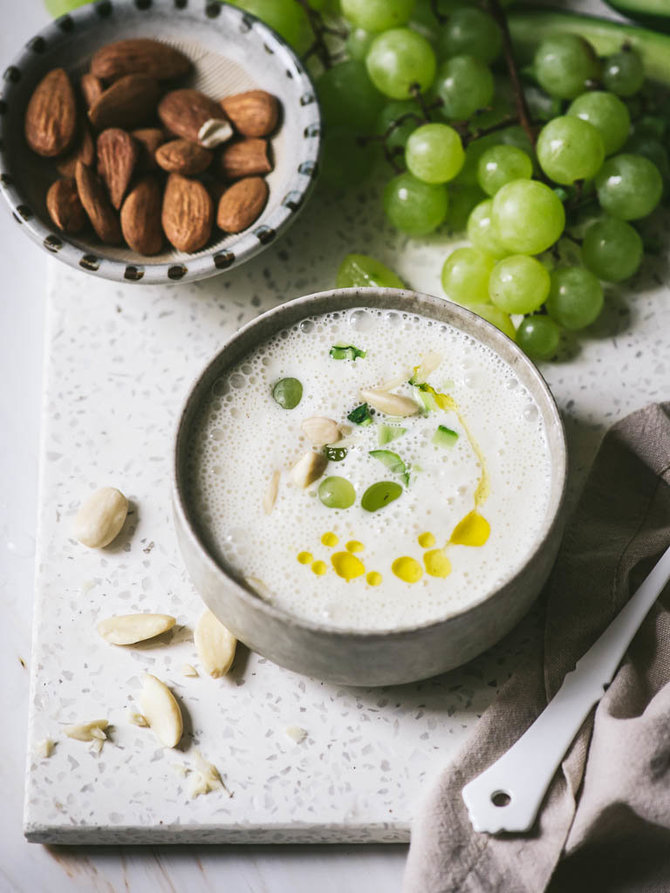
[429,0,449,25]
[295,0,347,69]
[482,0,536,146]
[409,83,438,122]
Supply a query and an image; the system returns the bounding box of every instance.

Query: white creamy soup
[185,307,552,631]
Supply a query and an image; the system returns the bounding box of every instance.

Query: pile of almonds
[24,38,280,256]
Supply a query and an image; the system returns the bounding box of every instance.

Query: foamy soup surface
[185,307,552,631]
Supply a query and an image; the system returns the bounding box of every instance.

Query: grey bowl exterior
[173,288,568,686]
[0,0,320,284]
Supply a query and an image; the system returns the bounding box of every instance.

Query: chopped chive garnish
[433,425,459,448]
[378,424,407,446]
[347,403,373,426]
[329,344,367,361]
[324,446,347,462]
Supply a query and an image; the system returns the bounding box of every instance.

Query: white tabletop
[0,5,406,891]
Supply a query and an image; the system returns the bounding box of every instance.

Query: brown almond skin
[155,139,212,175]
[46,178,86,234]
[158,89,226,144]
[89,75,161,131]
[81,73,103,109]
[25,68,77,157]
[220,138,272,179]
[120,176,163,255]
[97,128,139,209]
[132,127,165,171]
[56,120,95,177]
[91,39,191,83]
[162,173,213,253]
[217,177,268,233]
[220,90,279,138]
[75,159,122,245]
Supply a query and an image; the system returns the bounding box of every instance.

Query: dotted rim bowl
[0,0,321,284]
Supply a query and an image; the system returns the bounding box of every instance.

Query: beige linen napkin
[404,402,670,893]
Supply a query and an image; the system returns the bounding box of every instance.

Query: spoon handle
[462,543,670,834]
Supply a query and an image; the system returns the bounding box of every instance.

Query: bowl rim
[173,286,569,639]
[0,0,321,284]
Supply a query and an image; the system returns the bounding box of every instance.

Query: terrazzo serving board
[23,177,670,844]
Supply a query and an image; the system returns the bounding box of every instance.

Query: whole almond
[162,173,213,253]
[46,178,86,234]
[56,120,95,177]
[75,160,122,245]
[89,74,160,131]
[217,176,268,233]
[25,68,77,157]
[97,128,138,209]
[158,89,227,145]
[91,39,191,83]
[81,73,103,109]
[220,138,272,179]
[221,90,279,138]
[132,127,165,171]
[120,176,163,255]
[72,485,128,547]
[156,139,212,175]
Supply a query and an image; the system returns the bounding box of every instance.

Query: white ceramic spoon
[462,543,670,834]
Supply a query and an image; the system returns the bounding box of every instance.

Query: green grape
[477,145,532,197]
[346,28,376,62]
[489,255,550,314]
[341,0,415,31]
[516,316,561,360]
[634,115,667,141]
[441,247,495,305]
[317,61,384,131]
[602,48,645,98]
[536,116,604,186]
[318,476,356,509]
[361,481,403,512]
[366,29,436,100]
[438,7,502,65]
[377,100,422,150]
[383,172,448,235]
[434,55,494,122]
[446,185,486,233]
[336,253,405,288]
[467,199,508,258]
[595,153,663,220]
[467,304,516,339]
[406,123,464,184]
[581,217,643,282]
[546,267,604,330]
[492,180,566,256]
[321,129,375,189]
[227,0,312,54]
[44,0,91,14]
[567,92,631,157]
[411,0,466,32]
[453,132,501,187]
[625,134,670,183]
[534,34,600,100]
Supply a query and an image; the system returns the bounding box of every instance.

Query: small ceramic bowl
[0,0,320,283]
[173,288,568,687]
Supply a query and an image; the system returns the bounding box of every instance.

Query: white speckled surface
[24,176,670,844]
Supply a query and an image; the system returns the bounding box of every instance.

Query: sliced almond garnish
[97,613,176,645]
[301,416,341,447]
[290,451,328,488]
[182,663,199,678]
[412,351,443,382]
[263,470,280,514]
[129,712,149,727]
[359,388,420,418]
[285,726,308,743]
[195,609,237,678]
[64,718,109,742]
[190,750,231,798]
[140,674,183,748]
[37,738,55,758]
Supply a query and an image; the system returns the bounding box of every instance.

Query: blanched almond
[263,470,280,514]
[97,613,176,645]
[359,388,419,417]
[301,416,340,446]
[140,674,183,748]
[64,718,109,742]
[195,609,237,678]
[73,485,128,548]
[290,451,328,488]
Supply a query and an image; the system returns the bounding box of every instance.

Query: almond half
[121,175,164,255]
[194,609,237,678]
[46,178,86,234]
[25,68,77,157]
[139,674,183,748]
[162,173,213,253]
[97,128,138,209]
[97,613,176,645]
[221,90,279,138]
[216,176,268,233]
